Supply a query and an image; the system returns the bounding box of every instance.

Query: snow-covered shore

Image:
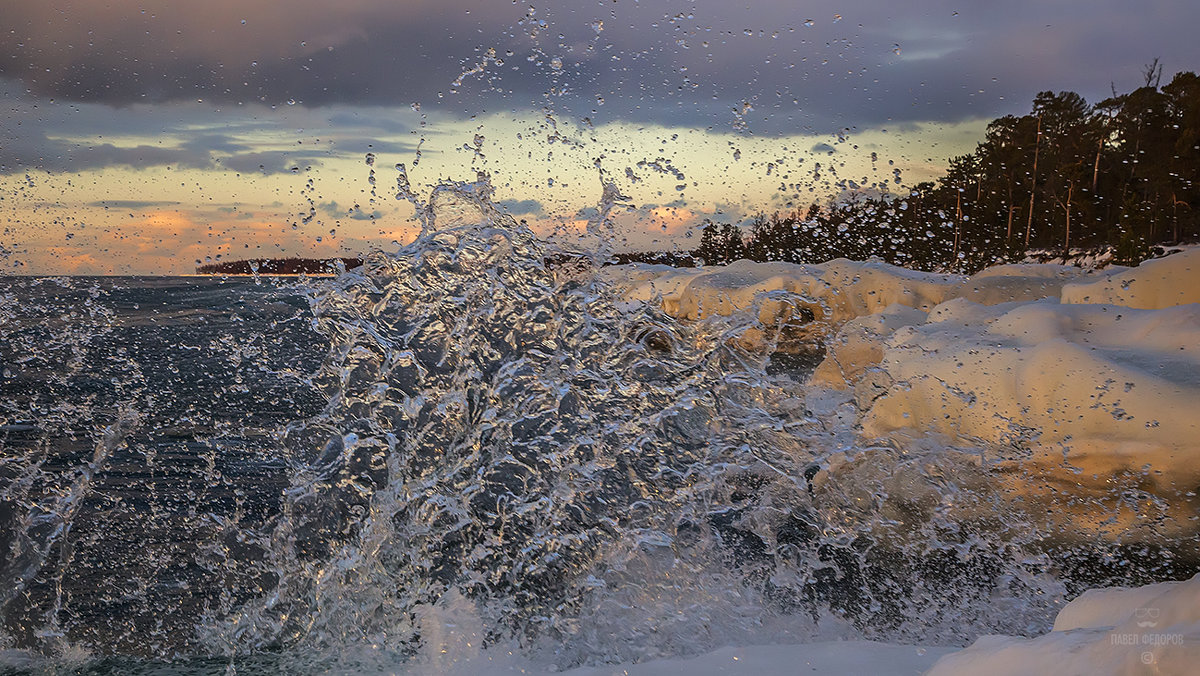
[593,249,1200,674]
[603,250,1200,541]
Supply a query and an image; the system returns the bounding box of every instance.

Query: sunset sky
[2,0,1198,274]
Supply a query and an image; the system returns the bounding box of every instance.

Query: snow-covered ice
[607,252,1200,524]
[598,249,1200,673]
[1062,248,1200,309]
[599,257,963,325]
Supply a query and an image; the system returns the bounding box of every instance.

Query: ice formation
[1062,249,1200,308]
[596,250,1200,674]
[609,249,1200,544]
[600,257,963,324]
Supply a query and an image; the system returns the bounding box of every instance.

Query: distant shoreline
[183,272,341,278]
[195,257,363,276]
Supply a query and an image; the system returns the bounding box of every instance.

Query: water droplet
[803,19,814,27]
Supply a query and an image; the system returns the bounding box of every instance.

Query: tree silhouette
[685,69,1199,273]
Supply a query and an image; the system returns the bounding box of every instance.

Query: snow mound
[1061,248,1200,309]
[607,254,1200,540]
[597,262,706,316]
[859,299,1200,501]
[671,258,962,323]
[971,263,1089,280]
[927,573,1200,675]
[601,258,962,327]
[957,263,1089,305]
[603,258,1108,332]
[811,303,927,389]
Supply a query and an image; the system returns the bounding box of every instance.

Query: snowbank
[927,573,1200,675]
[811,303,928,389]
[859,299,1200,490]
[849,296,1200,540]
[602,257,1096,336]
[601,258,963,327]
[608,252,1200,542]
[1062,248,1200,308]
[957,263,1089,305]
[603,251,1200,328]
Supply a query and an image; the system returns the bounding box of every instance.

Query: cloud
[638,205,702,236]
[317,201,345,217]
[2,0,1196,135]
[0,97,420,174]
[181,135,252,155]
[315,200,383,221]
[573,206,599,221]
[0,1,507,107]
[217,151,321,174]
[497,198,545,216]
[0,133,216,173]
[348,208,383,221]
[810,143,837,154]
[13,206,374,274]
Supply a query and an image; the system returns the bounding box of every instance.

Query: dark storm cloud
[0,81,422,174]
[2,0,1198,136]
[0,124,338,175]
[0,0,519,108]
[0,134,216,173]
